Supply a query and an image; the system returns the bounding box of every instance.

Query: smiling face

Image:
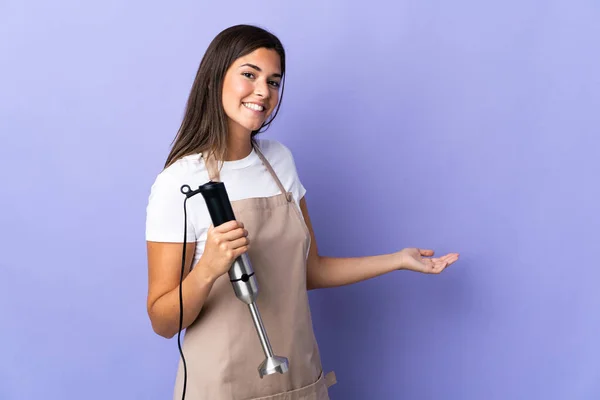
[221,47,282,136]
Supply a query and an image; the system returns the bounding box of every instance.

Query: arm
[300,198,459,290]
[146,221,249,339]
[146,241,218,339]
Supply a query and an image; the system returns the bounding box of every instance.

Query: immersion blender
[181,181,289,378]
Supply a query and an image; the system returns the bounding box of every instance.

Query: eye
[242,72,255,79]
[268,80,280,88]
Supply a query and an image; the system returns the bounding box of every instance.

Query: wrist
[394,250,407,270]
[191,259,220,286]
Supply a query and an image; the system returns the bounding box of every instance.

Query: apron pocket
[250,370,336,400]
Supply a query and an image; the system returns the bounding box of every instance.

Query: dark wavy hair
[164,24,286,168]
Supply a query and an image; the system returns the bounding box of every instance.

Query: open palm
[400,248,459,274]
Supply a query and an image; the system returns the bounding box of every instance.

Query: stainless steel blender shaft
[230,254,289,378]
[248,302,274,358]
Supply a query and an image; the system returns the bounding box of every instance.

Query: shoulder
[255,138,296,166]
[152,154,207,189]
[146,154,206,242]
[147,153,209,207]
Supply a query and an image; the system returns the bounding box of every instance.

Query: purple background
[2,1,599,399]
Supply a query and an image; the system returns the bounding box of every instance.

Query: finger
[219,227,248,241]
[213,220,243,233]
[229,236,250,250]
[437,261,449,273]
[431,258,450,269]
[419,249,435,257]
[431,253,458,263]
[443,252,459,259]
[441,253,460,265]
[436,255,457,271]
[233,245,250,258]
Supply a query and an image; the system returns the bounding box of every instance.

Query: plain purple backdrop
[1,1,599,399]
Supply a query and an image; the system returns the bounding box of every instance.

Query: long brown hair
[164,24,286,168]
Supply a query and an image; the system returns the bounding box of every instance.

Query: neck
[225,122,252,161]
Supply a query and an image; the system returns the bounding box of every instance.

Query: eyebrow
[239,63,282,78]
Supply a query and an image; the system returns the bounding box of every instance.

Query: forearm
[307,252,402,290]
[149,264,217,338]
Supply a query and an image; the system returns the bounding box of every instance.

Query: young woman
[145,24,459,400]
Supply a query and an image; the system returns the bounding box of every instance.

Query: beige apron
[173,144,336,400]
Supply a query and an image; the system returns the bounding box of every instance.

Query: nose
[253,79,270,99]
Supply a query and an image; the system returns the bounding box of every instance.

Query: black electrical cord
[177,184,203,400]
[178,195,190,400]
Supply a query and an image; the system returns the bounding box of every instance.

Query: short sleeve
[291,162,307,202]
[145,171,196,242]
[278,142,307,203]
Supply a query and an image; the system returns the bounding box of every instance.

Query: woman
[146,24,459,400]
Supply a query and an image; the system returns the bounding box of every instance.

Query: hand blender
[183,181,289,378]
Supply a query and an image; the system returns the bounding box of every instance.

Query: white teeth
[243,103,264,112]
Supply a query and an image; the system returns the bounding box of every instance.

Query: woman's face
[221,47,282,134]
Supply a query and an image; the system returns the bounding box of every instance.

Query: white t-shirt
[145,139,307,267]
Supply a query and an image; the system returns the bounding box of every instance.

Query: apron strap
[201,150,221,182]
[253,143,292,202]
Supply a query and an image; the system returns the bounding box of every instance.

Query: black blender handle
[198,181,236,226]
